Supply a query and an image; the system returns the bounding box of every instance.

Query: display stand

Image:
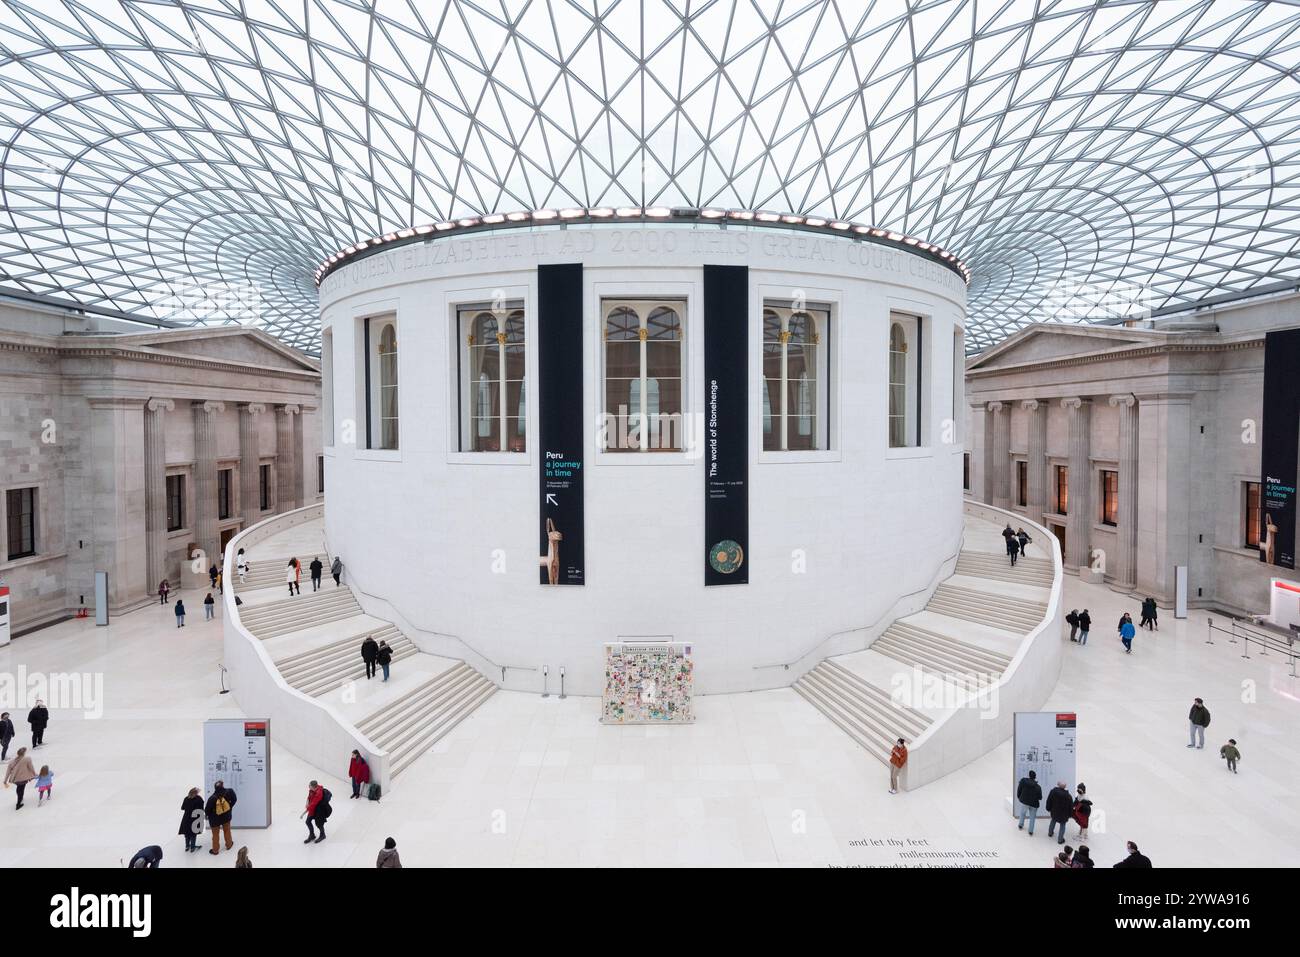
[601,640,694,724]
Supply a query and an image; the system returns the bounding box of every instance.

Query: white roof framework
[1,0,1299,352]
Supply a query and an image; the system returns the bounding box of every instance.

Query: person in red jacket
[889,738,908,794]
[301,780,331,844]
[348,749,371,799]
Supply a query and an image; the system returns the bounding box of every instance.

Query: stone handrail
[901,500,1065,789]
[221,503,393,793]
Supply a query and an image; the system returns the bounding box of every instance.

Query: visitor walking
[377,639,393,681]
[205,780,237,855]
[0,712,13,760]
[888,738,907,794]
[1142,596,1158,630]
[309,556,323,592]
[128,845,164,868]
[159,579,170,605]
[235,846,253,868]
[179,787,204,852]
[1220,738,1241,773]
[1072,783,1092,840]
[4,747,37,809]
[1007,531,1021,567]
[377,837,402,868]
[236,548,248,585]
[1071,845,1094,868]
[28,700,48,748]
[286,558,300,596]
[1016,528,1031,556]
[35,764,53,804]
[208,563,219,588]
[203,592,215,621]
[348,749,370,799]
[174,598,186,628]
[1120,615,1136,654]
[302,780,332,843]
[1016,770,1042,834]
[361,635,379,679]
[1046,780,1073,844]
[1053,845,1073,868]
[1113,841,1152,868]
[1077,609,1091,645]
[1066,609,1080,642]
[216,568,223,595]
[331,555,343,587]
[1188,697,1211,749]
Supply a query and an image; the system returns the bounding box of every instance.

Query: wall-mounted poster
[703,264,749,586]
[601,640,694,724]
[1260,327,1300,569]
[537,263,585,585]
[203,718,271,827]
[1012,712,1077,818]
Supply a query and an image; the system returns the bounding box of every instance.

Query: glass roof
[1,0,1298,353]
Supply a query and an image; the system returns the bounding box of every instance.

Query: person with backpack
[361,635,379,680]
[309,556,324,592]
[1120,614,1136,654]
[174,599,186,628]
[331,556,343,587]
[205,780,237,855]
[1220,738,1241,773]
[1007,531,1020,567]
[1072,783,1093,840]
[1077,609,1091,646]
[1016,528,1031,556]
[1045,779,1073,844]
[27,700,48,748]
[1188,698,1211,749]
[888,738,907,794]
[1065,609,1080,642]
[348,749,371,799]
[179,787,204,852]
[302,780,332,843]
[377,640,393,682]
[1016,770,1042,834]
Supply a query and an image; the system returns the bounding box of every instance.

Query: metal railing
[1205,615,1298,677]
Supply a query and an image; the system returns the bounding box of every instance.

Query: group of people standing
[361,634,394,681]
[287,555,343,595]
[1001,524,1032,565]
[2,702,52,810]
[1065,599,1157,652]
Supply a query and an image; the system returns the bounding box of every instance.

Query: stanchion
[541,664,549,698]
[559,665,566,700]
[1206,617,1214,645]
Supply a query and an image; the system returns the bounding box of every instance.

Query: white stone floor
[1,564,1297,867]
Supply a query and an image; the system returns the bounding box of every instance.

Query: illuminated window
[457,303,525,452]
[602,299,683,452]
[1055,465,1069,515]
[1244,482,1262,548]
[762,300,830,451]
[1101,470,1118,526]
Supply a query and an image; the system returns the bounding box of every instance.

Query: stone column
[276,404,300,513]
[86,397,148,611]
[238,403,266,528]
[1109,394,1139,590]
[143,398,174,592]
[1022,399,1048,526]
[292,405,305,504]
[1061,397,1092,572]
[1135,392,1194,603]
[989,401,1010,508]
[191,400,225,568]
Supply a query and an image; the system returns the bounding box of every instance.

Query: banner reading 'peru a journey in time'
[537,263,585,585]
[1260,327,1300,569]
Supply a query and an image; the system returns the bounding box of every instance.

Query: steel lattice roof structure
[2,0,1299,354]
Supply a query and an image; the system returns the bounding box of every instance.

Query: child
[1219,738,1241,773]
[36,764,53,804]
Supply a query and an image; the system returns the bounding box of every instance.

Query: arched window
[602,299,684,451]
[888,313,922,448]
[363,316,399,450]
[457,303,526,452]
[762,301,829,451]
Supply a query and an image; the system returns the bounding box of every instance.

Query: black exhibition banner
[537,263,585,585]
[703,264,749,586]
[1260,327,1300,569]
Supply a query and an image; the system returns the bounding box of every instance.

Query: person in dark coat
[1016,770,1042,835]
[1007,532,1020,566]
[1141,596,1158,630]
[205,780,237,855]
[128,845,164,868]
[309,556,324,592]
[0,711,15,760]
[208,563,219,587]
[1072,783,1093,840]
[1077,609,1092,646]
[1188,697,1211,748]
[331,556,343,587]
[174,599,186,628]
[27,700,49,748]
[1113,841,1152,868]
[377,640,393,682]
[302,781,332,843]
[1071,845,1095,868]
[1016,528,1031,554]
[361,635,379,680]
[1045,780,1073,844]
[179,787,204,852]
[1065,609,1079,642]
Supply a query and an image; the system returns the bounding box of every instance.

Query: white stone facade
[320,223,967,695]
[0,300,322,634]
[964,293,1300,615]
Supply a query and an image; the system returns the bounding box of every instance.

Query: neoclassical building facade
[965,292,1300,616]
[0,297,322,634]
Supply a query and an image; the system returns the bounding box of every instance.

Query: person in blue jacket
[1120,615,1136,654]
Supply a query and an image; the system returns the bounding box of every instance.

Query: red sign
[243,721,267,736]
[1273,580,1300,594]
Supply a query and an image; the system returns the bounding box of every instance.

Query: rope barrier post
[559,665,566,700]
[541,664,549,698]
[1206,616,1214,645]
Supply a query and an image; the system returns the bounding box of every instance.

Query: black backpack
[319,788,333,818]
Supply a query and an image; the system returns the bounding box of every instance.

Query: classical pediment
[968,324,1159,370]
[122,328,318,372]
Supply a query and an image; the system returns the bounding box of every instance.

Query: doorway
[1050,523,1066,559]
[219,526,238,558]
